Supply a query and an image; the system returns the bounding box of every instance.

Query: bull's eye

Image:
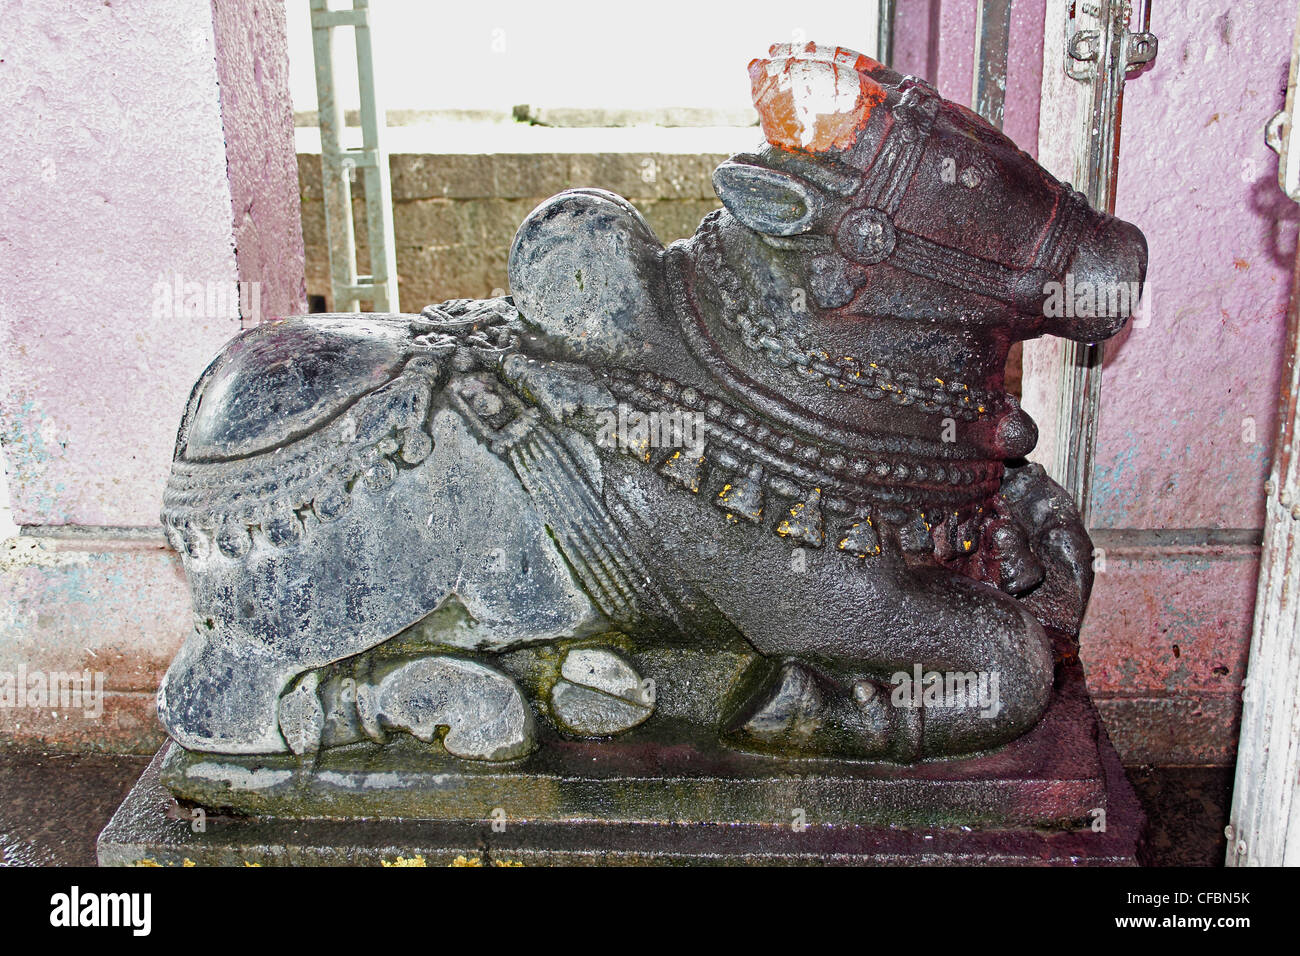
[836,208,897,266]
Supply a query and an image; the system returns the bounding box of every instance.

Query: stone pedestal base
[98,663,1146,866]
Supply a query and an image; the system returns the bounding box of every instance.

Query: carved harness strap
[839,79,1086,312]
[413,303,691,636]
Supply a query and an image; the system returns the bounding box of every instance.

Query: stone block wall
[299,152,725,308]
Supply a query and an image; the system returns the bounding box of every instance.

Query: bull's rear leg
[161,406,605,758]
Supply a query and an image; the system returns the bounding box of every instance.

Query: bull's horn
[749,53,887,154]
[765,41,885,76]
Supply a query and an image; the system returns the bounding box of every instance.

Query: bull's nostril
[1052,215,1149,343]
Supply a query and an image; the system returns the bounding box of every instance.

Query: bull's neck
[674,211,1024,462]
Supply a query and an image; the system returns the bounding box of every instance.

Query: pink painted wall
[210,0,308,322]
[0,0,304,751]
[1086,1,1292,764]
[1083,537,1256,764]
[0,0,240,528]
[1093,3,1294,532]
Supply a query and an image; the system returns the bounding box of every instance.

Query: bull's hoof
[278,672,326,755]
[723,661,917,761]
[734,661,825,742]
[550,647,654,737]
[997,462,1094,635]
[354,655,537,761]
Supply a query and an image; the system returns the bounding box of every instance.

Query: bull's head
[710,43,1147,345]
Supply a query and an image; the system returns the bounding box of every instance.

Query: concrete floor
[1126,764,1234,867]
[0,750,149,866]
[0,749,1231,866]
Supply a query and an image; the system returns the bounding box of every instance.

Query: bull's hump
[508,189,667,363]
[184,315,410,462]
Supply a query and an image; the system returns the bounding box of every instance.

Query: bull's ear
[712,161,822,236]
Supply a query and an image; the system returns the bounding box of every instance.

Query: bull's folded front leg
[720,558,1053,761]
[603,457,1053,761]
[990,462,1097,637]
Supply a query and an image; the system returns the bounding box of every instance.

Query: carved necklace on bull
[615,232,1002,567]
[409,292,1000,570]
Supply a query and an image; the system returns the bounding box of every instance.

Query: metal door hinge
[1065,3,1157,81]
[1266,0,1300,203]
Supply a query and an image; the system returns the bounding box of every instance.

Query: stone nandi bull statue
[157,44,1146,769]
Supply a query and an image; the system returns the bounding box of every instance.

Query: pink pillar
[892,0,1044,158]
[0,0,304,750]
[210,0,308,322]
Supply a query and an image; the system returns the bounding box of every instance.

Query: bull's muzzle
[1050,214,1149,342]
